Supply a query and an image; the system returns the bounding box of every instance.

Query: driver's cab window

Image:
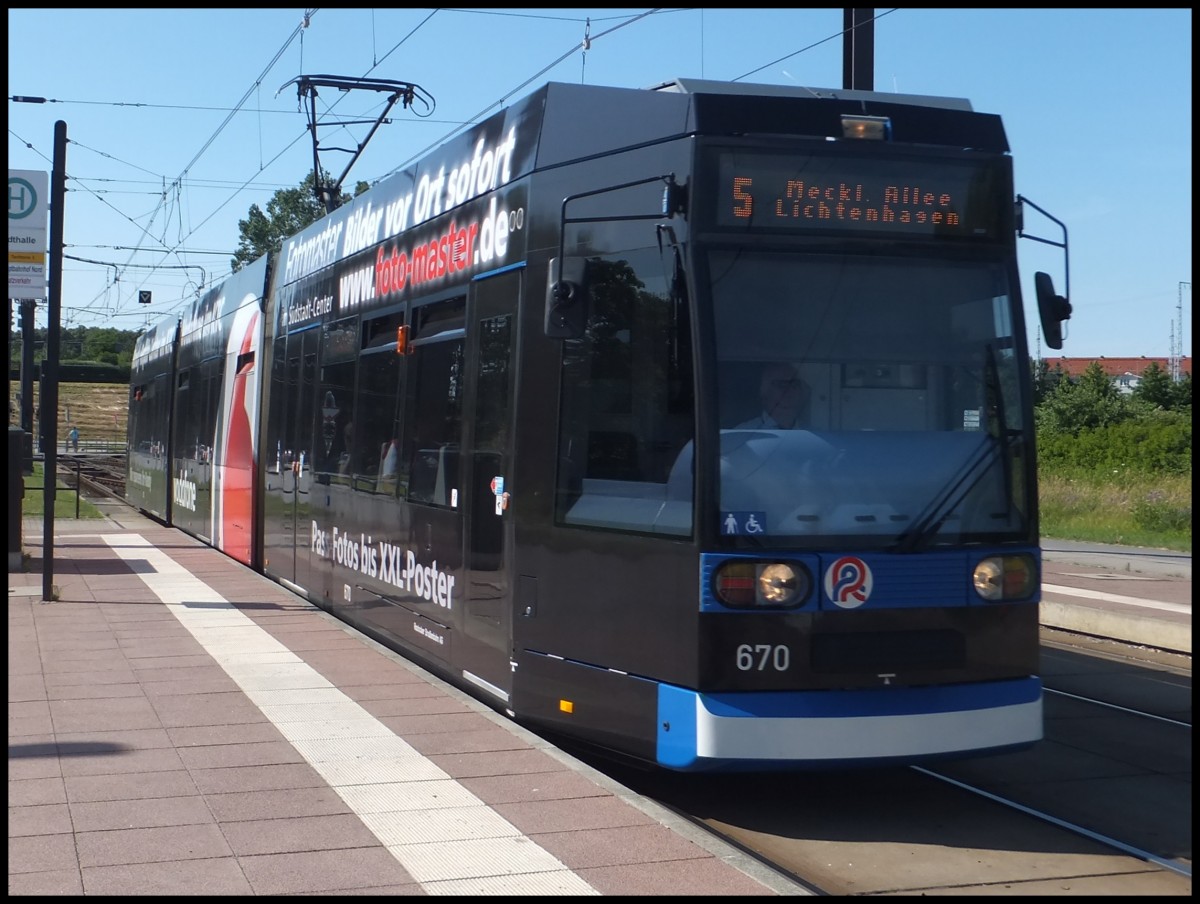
[554,248,695,536]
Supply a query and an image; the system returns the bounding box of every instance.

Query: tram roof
[273,76,1009,288]
[648,77,975,113]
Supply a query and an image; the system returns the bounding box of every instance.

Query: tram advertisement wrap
[309,519,457,610]
[280,184,529,330]
[278,94,542,289]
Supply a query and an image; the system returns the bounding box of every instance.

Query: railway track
[55,453,127,501]
[560,634,1192,895]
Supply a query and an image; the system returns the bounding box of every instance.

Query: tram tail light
[713,561,810,609]
[972,554,1036,601]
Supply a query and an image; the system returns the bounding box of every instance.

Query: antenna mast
[1173,281,1190,381]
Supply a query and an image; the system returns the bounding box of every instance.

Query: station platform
[1040,539,1191,655]
[10,512,1191,895]
[9,513,798,896]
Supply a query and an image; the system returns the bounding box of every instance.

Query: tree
[231,170,369,272]
[1035,360,1130,433]
[1131,360,1174,410]
[9,325,138,367]
[1029,358,1067,406]
[81,327,133,367]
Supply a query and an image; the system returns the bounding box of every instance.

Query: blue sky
[8,8,1192,358]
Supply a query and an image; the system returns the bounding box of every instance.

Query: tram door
[291,328,319,591]
[460,269,520,701]
[264,326,318,588]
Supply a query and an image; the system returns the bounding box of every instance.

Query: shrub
[1131,490,1192,534]
[1038,415,1191,476]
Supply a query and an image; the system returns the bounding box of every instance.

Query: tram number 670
[736,643,791,672]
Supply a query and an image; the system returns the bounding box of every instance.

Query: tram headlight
[713,561,810,609]
[972,554,1037,601]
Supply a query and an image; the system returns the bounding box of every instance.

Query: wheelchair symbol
[722,512,766,535]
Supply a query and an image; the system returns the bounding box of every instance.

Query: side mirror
[545,257,588,338]
[1034,271,1072,350]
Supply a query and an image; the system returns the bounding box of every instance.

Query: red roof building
[1039,357,1192,393]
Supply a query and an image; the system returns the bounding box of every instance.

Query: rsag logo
[824,556,873,608]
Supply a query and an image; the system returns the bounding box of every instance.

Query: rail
[22,453,129,519]
[53,438,128,454]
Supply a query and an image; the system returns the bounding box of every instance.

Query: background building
[1041,357,1193,394]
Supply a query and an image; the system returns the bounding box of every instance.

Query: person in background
[376,437,400,494]
[68,425,79,450]
[380,438,399,477]
[737,362,810,429]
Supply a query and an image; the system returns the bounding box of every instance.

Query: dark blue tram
[128,77,1072,771]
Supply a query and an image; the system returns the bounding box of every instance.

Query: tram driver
[737,362,810,429]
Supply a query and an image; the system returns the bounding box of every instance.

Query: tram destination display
[713,149,1007,241]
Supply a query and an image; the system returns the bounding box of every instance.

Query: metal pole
[42,121,66,602]
[15,300,37,473]
[842,8,875,92]
[20,300,35,436]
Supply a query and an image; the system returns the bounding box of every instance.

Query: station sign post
[9,168,49,298]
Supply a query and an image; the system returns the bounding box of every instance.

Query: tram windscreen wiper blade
[894,343,1013,553]
[893,436,999,552]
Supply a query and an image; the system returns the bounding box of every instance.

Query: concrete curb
[1041,600,1191,655]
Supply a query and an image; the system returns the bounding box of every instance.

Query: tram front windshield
[707,250,1031,550]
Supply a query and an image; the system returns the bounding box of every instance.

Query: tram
[128,77,1072,771]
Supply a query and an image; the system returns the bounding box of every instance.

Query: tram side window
[175,369,200,463]
[200,370,219,463]
[352,311,406,495]
[152,373,170,458]
[130,377,167,460]
[264,336,290,474]
[299,350,317,476]
[316,318,358,484]
[406,298,466,508]
[129,383,146,452]
[554,249,695,536]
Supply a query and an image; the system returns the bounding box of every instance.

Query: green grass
[1037,470,1191,552]
[20,463,106,520]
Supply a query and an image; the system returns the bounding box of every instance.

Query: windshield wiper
[893,436,999,552]
[893,344,1015,553]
